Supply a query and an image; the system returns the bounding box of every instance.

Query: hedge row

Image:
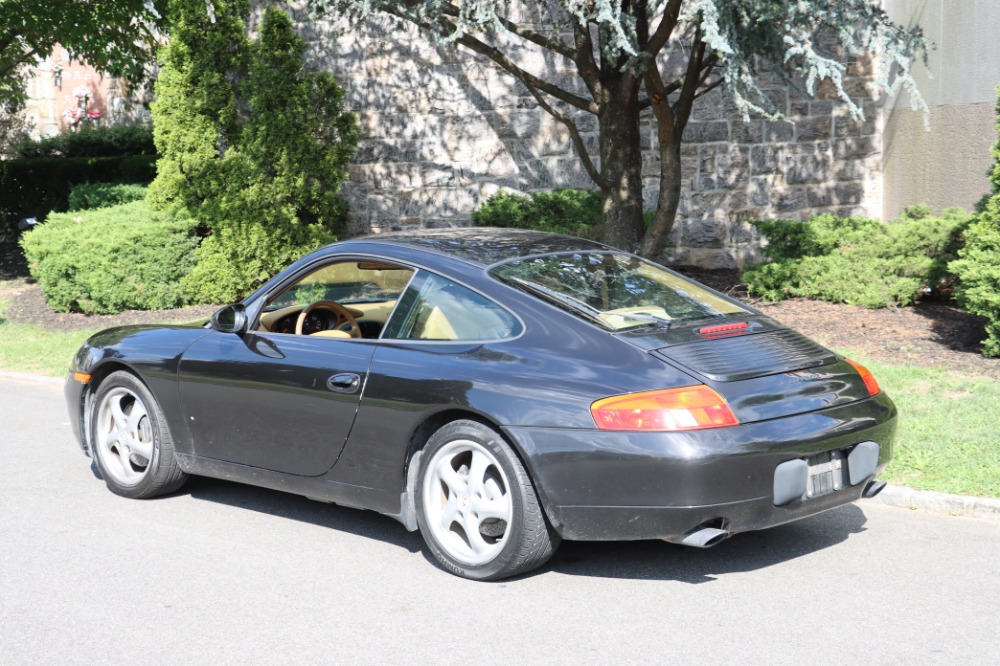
[12,122,155,159]
[0,155,156,236]
[20,200,198,314]
[743,206,971,308]
[68,182,148,211]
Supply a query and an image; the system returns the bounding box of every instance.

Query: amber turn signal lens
[591,385,739,432]
[72,372,92,384]
[844,358,880,396]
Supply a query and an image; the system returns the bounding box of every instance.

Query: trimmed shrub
[20,200,198,314]
[951,200,1000,356]
[150,2,359,303]
[68,183,148,211]
[743,206,971,308]
[12,121,155,158]
[472,189,603,239]
[0,155,157,235]
[951,85,1000,356]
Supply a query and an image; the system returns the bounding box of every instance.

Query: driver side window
[258,260,415,337]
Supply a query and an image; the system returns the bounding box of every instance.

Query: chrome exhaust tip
[863,479,887,498]
[669,526,730,549]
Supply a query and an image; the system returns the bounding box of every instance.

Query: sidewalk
[5,369,998,522]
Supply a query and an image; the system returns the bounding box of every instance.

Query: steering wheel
[295,301,362,338]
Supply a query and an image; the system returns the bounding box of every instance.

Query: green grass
[848,354,1000,499]
[0,282,98,376]
[0,320,100,377]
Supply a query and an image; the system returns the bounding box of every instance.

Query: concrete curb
[0,370,63,386]
[2,370,998,521]
[874,484,1000,522]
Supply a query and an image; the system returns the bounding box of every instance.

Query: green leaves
[744,207,971,308]
[951,196,1000,357]
[472,189,604,239]
[20,201,198,314]
[150,3,359,304]
[0,0,166,106]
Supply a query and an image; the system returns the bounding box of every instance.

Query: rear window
[490,252,748,330]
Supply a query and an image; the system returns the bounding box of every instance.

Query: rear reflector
[699,322,748,337]
[591,385,739,432]
[844,358,881,396]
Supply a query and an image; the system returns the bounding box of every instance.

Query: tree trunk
[597,85,645,252]
[638,125,682,259]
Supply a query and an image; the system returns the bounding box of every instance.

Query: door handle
[326,373,361,394]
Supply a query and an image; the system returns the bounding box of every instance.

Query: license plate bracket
[806,449,849,499]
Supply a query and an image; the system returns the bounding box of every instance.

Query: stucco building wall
[882,0,999,219]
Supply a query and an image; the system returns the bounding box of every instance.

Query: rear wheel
[415,420,559,580]
[91,371,186,499]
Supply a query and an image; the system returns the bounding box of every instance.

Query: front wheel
[91,370,187,499]
[415,420,559,580]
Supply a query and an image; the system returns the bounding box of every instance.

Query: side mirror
[210,303,248,335]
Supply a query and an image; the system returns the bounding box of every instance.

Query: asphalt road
[2,376,999,665]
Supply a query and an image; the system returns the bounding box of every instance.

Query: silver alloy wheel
[94,387,154,487]
[421,438,514,566]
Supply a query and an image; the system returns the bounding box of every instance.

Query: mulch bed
[2,240,998,379]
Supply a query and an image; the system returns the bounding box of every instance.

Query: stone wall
[270,3,882,268]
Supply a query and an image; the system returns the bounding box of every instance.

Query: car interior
[255,259,519,342]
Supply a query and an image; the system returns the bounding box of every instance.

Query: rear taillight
[845,358,881,396]
[591,385,739,432]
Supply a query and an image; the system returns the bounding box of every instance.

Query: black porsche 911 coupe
[66,228,896,580]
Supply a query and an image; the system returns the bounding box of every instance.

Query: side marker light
[844,358,881,396]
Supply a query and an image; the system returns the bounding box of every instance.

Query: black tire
[90,370,187,499]
[415,419,560,580]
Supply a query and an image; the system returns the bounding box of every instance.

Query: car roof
[354,227,613,267]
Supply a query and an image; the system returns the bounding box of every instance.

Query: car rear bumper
[504,392,897,542]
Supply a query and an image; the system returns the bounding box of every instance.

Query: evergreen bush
[150,1,359,304]
[19,200,198,314]
[472,189,603,239]
[0,155,157,235]
[743,206,971,308]
[68,183,148,211]
[12,121,155,158]
[950,84,1000,356]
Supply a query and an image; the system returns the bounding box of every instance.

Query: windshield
[490,252,748,330]
[264,261,414,312]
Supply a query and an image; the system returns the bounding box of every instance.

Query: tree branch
[521,80,610,190]
[434,2,577,60]
[643,0,683,56]
[381,5,598,114]
[454,32,598,113]
[673,36,706,134]
[494,14,577,60]
[693,77,724,101]
[573,22,602,100]
[0,48,37,79]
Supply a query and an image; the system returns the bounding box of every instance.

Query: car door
[175,327,375,477]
